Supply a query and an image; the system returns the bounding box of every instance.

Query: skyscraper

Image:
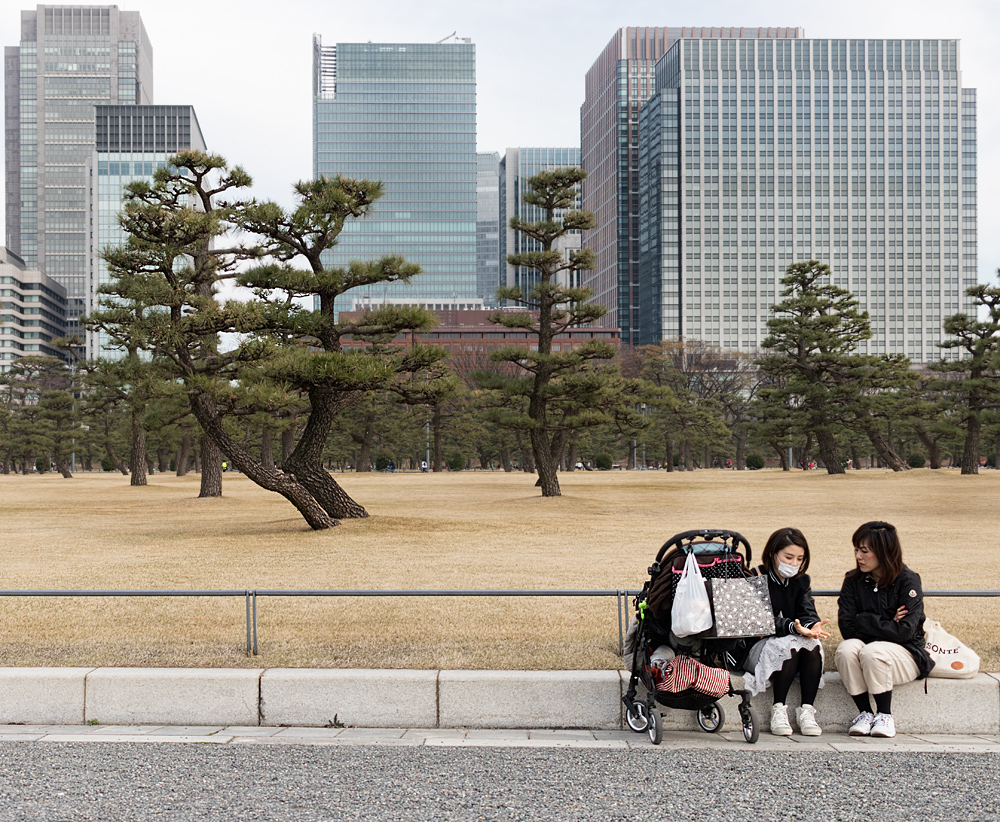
[581,26,801,346]
[5,5,152,332]
[87,104,206,359]
[476,151,499,306]
[637,38,976,362]
[0,248,67,371]
[312,36,480,314]
[498,147,582,298]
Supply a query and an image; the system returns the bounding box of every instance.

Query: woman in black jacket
[742,527,831,736]
[835,521,933,739]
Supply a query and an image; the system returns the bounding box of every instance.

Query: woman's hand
[893,605,908,623]
[794,618,831,639]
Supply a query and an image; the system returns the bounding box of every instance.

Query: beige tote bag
[924,618,980,679]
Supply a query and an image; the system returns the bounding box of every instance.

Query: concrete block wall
[0,668,997,733]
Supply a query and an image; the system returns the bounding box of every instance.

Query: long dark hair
[761,527,810,576]
[849,520,903,584]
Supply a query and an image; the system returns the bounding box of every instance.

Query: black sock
[873,691,892,715]
[852,693,872,714]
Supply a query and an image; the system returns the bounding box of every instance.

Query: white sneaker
[796,704,822,737]
[848,711,875,736]
[870,713,896,738]
[770,702,793,736]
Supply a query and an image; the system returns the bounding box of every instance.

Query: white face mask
[776,560,800,579]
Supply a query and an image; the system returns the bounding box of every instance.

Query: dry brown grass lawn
[1,467,997,670]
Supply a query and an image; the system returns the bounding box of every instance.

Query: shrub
[745,454,766,470]
[907,453,926,469]
[595,453,613,471]
[100,458,115,472]
[374,455,390,471]
[447,453,465,471]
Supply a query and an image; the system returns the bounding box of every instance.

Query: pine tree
[476,169,639,496]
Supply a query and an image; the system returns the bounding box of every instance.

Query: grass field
[1,467,997,670]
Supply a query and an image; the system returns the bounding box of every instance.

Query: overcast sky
[2,0,998,282]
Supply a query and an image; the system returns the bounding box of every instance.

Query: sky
[2,0,999,282]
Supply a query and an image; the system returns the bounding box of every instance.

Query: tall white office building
[638,38,976,362]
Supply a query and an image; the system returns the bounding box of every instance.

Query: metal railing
[1,588,998,658]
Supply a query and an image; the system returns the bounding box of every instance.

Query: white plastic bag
[670,552,713,637]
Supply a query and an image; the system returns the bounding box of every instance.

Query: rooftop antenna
[437,31,457,43]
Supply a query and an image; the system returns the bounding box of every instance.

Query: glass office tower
[638,38,976,362]
[87,104,206,359]
[476,151,500,307]
[312,36,479,314]
[498,147,582,298]
[5,5,152,333]
[581,27,800,346]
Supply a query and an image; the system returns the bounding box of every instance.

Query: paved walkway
[2,724,998,751]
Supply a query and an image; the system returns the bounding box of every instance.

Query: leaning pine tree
[474,169,642,497]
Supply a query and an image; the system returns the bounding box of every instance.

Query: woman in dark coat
[742,527,831,736]
[836,521,933,739]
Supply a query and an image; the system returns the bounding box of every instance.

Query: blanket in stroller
[653,655,730,698]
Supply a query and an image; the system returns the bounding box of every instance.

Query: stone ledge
[83,668,263,726]
[0,668,994,732]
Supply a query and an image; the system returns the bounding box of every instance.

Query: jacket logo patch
[909,590,917,598]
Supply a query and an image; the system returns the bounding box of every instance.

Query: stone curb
[1,668,996,733]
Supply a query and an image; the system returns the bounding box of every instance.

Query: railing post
[245,591,252,656]
[252,591,258,656]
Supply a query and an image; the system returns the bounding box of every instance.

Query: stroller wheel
[740,704,759,744]
[648,708,663,745]
[697,702,725,733]
[626,702,650,733]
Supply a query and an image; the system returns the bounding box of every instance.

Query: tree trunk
[864,426,909,472]
[176,433,192,477]
[704,444,711,470]
[735,429,747,471]
[814,427,845,475]
[199,434,222,497]
[683,441,693,472]
[358,427,374,473]
[566,440,577,472]
[500,445,511,472]
[665,435,674,472]
[261,426,274,469]
[432,405,444,472]
[913,424,941,470]
[130,412,148,487]
[189,392,338,529]
[281,389,368,519]
[771,441,790,471]
[280,411,297,465]
[530,429,561,497]
[961,413,981,475]
[157,448,168,474]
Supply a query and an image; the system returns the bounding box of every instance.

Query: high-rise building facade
[637,38,976,362]
[312,36,481,314]
[498,147,582,298]
[87,104,206,359]
[0,247,68,370]
[5,5,152,332]
[476,151,500,306]
[581,27,801,346]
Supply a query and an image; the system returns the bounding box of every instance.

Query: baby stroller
[623,529,760,744]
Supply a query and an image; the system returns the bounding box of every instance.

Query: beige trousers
[835,638,920,696]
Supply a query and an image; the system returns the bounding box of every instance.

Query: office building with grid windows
[637,38,976,362]
[312,36,481,315]
[0,247,67,371]
[5,5,152,335]
[86,104,206,359]
[581,27,801,347]
[498,147,582,300]
[476,151,500,306]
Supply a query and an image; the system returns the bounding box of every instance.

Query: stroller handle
[655,529,752,565]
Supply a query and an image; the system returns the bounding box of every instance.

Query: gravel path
[0,744,997,821]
